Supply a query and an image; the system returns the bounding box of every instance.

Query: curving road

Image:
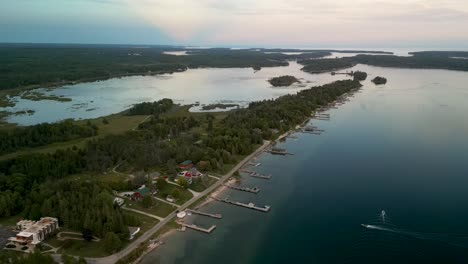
[53,140,271,264]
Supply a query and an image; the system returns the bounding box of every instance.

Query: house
[7,217,59,250]
[148,171,160,180]
[177,167,204,184]
[178,160,193,170]
[131,186,151,201]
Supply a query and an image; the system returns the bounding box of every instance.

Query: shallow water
[2,61,346,125]
[141,65,468,264]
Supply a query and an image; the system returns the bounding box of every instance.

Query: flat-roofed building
[8,217,59,247]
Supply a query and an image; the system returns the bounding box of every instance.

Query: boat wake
[361,222,468,249]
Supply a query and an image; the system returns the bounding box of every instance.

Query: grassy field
[123,211,159,233]
[125,198,176,218]
[57,239,108,258]
[190,176,217,192]
[156,184,193,204]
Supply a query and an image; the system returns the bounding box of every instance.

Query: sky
[1,0,468,48]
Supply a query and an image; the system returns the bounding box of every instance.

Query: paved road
[53,140,271,264]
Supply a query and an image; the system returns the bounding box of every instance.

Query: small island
[353,71,368,81]
[372,76,387,85]
[201,103,239,111]
[268,75,300,87]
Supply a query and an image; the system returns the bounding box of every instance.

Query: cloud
[125,0,468,45]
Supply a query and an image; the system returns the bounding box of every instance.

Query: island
[372,76,387,85]
[353,71,368,81]
[268,75,300,87]
[201,103,239,111]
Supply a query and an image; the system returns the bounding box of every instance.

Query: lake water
[2,61,347,126]
[141,65,468,264]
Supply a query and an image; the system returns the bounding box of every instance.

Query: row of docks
[224,184,260,194]
[240,169,272,180]
[180,162,268,233]
[212,197,271,212]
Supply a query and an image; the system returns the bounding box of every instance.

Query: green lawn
[122,211,158,233]
[156,184,193,204]
[57,239,108,258]
[125,198,176,218]
[190,176,217,192]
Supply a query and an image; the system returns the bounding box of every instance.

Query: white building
[8,217,59,247]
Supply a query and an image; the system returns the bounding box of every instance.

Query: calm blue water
[142,65,468,264]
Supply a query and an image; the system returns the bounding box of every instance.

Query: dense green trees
[141,196,153,208]
[104,232,122,253]
[268,75,300,86]
[126,98,174,116]
[372,76,387,85]
[299,59,356,73]
[353,71,368,81]
[0,120,97,155]
[0,250,55,264]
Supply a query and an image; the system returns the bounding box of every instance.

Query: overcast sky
[1,0,468,48]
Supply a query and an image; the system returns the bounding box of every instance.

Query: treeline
[299,58,356,73]
[221,80,362,137]
[126,98,174,116]
[298,53,468,74]
[0,46,316,91]
[351,54,468,72]
[0,120,97,155]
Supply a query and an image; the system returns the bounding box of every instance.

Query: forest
[126,98,174,116]
[299,58,356,73]
[0,45,333,91]
[0,120,97,155]
[350,54,468,72]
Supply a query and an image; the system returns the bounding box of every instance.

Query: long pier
[186,209,222,219]
[240,170,272,180]
[224,184,260,194]
[212,197,270,212]
[178,222,216,233]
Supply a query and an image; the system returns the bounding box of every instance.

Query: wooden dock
[186,209,222,219]
[301,130,322,135]
[178,222,216,233]
[212,197,270,212]
[241,170,272,180]
[247,162,262,167]
[224,184,260,194]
